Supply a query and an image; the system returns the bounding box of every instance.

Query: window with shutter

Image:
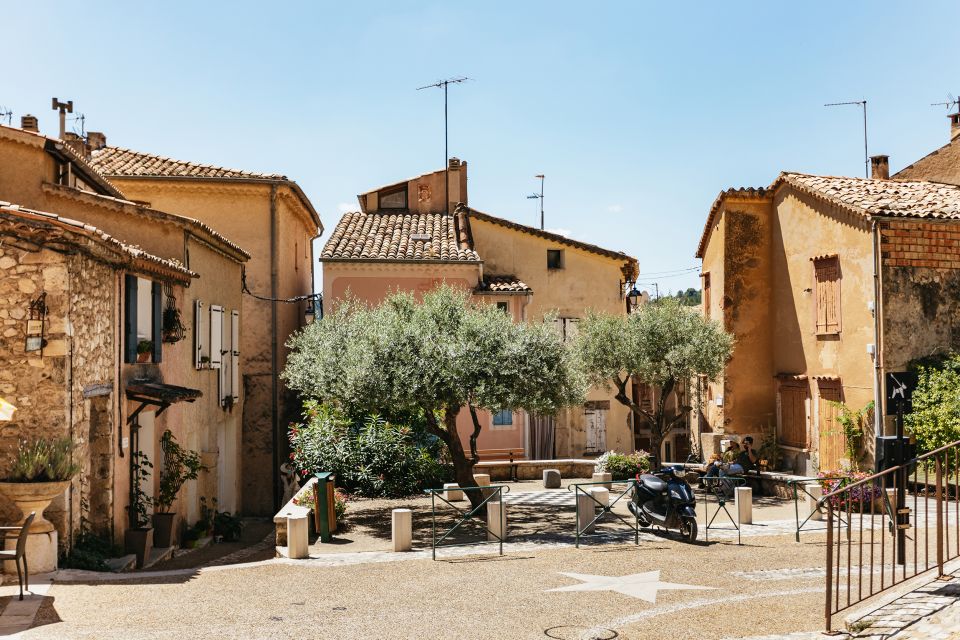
[124,275,138,363]
[209,305,223,369]
[778,382,808,448]
[231,310,240,401]
[702,273,711,318]
[813,256,841,335]
[194,300,206,369]
[219,308,230,405]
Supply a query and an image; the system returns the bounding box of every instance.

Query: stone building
[696,165,960,474]
[0,120,249,549]
[87,142,322,515]
[321,160,649,460]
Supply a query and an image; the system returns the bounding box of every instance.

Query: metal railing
[568,479,641,548]
[824,439,960,631]
[701,476,746,544]
[789,476,851,542]
[424,484,509,560]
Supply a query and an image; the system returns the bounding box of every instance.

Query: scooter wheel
[680,517,698,543]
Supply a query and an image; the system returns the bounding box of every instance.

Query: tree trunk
[443,407,486,512]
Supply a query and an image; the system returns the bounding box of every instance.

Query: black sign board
[885,371,918,414]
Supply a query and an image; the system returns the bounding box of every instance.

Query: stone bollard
[592,472,613,490]
[392,508,412,552]
[805,483,823,521]
[443,483,464,502]
[474,473,495,501]
[735,486,753,525]
[576,492,596,534]
[543,469,561,489]
[486,501,507,542]
[590,487,609,511]
[287,515,310,559]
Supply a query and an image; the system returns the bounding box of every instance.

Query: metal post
[444,82,448,215]
[937,453,944,577]
[825,502,834,631]
[896,401,907,566]
[431,491,436,561]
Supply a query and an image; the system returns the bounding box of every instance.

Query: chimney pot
[950,112,960,142]
[20,114,39,133]
[448,157,461,168]
[870,155,890,180]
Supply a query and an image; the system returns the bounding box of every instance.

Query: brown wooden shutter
[779,382,808,448]
[814,256,841,335]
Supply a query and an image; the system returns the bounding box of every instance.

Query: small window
[555,317,580,342]
[492,409,513,426]
[124,275,161,364]
[702,273,711,316]
[813,256,841,335]
[379,186,407,209]
[496,301,509,313]
[547,249,564,269]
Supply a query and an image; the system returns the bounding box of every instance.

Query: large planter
[124,527,153,569]
[0,480,72,574]
[152,512,176,548]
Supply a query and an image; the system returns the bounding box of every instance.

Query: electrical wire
[241,270,320,304]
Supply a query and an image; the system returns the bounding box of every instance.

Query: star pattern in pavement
[547,570,715,603]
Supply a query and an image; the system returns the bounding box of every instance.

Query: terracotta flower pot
[124,527,153,569]
[152,512,176,548]
[0,480,72,534]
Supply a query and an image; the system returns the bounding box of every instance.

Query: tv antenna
[825,99,868,178]
[527,174,545,230]
[0,106,11,126]
[70,113,86,137]
[931,93,960,111]
[416,77,470,215]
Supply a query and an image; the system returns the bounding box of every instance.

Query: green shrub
[595,450,652,480]
[289,402,452,498]
[60,530,122,571]
[5,438,81,482]
[906,356,960,454]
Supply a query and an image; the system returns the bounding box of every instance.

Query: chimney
[20,114,39,133]
[86,131,107,152]
[870,155,890,180]
[950,112,960,141]
[448,157,461,169]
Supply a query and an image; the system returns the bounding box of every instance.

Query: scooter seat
[638,474,667,493]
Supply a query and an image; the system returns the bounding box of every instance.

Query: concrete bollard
[474,473,495,501]
[543,469,561,489]
[443,483,464,502]
[805,483,823,521]
[735,486,753,525]
[590,487,609,511]
[486,501,507,542]
[287,515,310,559]
[392,508,412,552]
[577,492,596,534]
[592,472,613,490]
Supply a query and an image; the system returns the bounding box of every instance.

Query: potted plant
[136,340,153,363]
[0,438,80,570]
[152,430,203,548]
[125,450,154,568]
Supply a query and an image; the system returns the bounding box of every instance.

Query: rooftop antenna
[51,97,73,139]
[527,174,545,230]
[825,99,868,178]
[0,106,11,126]
[417,77,470,215]
[70,113,86,137]
[931,93,960,111]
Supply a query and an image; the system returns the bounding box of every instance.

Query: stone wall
[0,245,116,549]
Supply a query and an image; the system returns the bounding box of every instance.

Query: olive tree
[283,285,585,507]
[576,299,733,462]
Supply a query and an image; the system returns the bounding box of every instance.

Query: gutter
[319,258,483,265]
[270,185,280,511]
[871,218,884,438]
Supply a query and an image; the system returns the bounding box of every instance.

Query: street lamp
[627,287,641,309]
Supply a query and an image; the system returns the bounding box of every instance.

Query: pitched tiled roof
[458,205,639,277]
[90,146,286,180]
[696,173,960,258]
[321,211,480,262]
[475,276,532,294]
[0,201,196,284]
[893,136,960,186]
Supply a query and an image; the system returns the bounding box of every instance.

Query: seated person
[737,436,759,474]
[704,442,742,478]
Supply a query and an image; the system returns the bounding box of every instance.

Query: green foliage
[155,430,204,513]
[213,510,243,542]
[136,340,153,355]
[129,450,153,528]
[830,401,874,472]
[60,530,123,571]
[594,450,652,480]
[756,425,782,471]
[906,356,960,454]
[334,488,348,522]
[289,402,451,497]
[672,288,702,307]
[5,437,81,482]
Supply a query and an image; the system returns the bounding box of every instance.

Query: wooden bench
[477,448,526,482]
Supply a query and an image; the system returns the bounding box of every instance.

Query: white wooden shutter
[219,309,230,405]
[564,318,580,342]
[194,300,205,369]
[209,305,223,369]
[231,310,240,401]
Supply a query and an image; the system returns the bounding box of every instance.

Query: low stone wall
[670,462,814,499]
[474,459,597,482]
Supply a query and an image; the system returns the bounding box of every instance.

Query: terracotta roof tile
[475,276,532,294]
[89,146,286,180]
[321,211,480,262]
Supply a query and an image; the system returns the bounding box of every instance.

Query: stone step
[104,554,137,573]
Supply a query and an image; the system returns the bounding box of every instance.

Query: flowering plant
[818,471,883,508]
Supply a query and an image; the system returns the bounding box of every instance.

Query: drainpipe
[871,219,883,439]
[270,185,280,511]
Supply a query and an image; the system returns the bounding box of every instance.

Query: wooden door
[585,410,606,453]
[818,384,844,472]
[779,383,808,448]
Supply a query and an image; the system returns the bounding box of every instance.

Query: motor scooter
[627,465,698,542]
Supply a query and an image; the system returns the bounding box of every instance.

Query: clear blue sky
[4,1,958,294]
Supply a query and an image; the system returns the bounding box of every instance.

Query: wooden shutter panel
[231,310,240,401]
[219,308,230,404]
[151,282,163,363]
[814,257,841,335]
[209,305,223,369]
[194,300,205,369]
[124,275,138,363]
